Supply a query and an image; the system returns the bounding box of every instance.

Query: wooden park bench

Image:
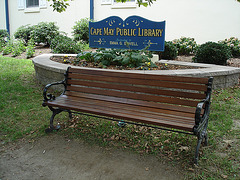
[42,67,213,164]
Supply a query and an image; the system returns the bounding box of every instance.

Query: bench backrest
[65,67,212,110]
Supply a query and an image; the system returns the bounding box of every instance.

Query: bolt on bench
[42,67,213,164]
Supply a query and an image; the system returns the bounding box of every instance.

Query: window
[18,0,47,11]
[26,0,39,8]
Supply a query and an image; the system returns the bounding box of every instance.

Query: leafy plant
[77,48,155,69]
[0,40,5,52]
[0,39,6,53]
[172,37,198,55]
[72,18,91,43]
[12,40,26,57]
[26,38,35,58]
[120,49,155,69]
[77,51,96,63]
[47,0,70,13]
[0,29,9,39]
[218,37,240,58]
[156,41,178,60]
[2,38,14,55]
[94,49,120,67]
[50,34,82,54]
[31,22,60,46]
[14,25,35,45]
[47,0,155,13]
[193,42,232,65]
[0,29,9,52]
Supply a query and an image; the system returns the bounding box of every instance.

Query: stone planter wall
[33,54,240,90]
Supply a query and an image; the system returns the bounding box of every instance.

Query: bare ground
[0,134,184,180]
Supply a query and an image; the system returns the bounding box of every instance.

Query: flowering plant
[172,37,198,55]
[218,37,240,57]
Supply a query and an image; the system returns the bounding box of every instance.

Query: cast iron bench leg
[194,122,208,165]
[194,134,203,165]
[203,132,208,146]
[45,107,63,133]
[68,110,73,119]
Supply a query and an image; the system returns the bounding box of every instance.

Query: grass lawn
[0,56,239,179]
[0,56,68,142]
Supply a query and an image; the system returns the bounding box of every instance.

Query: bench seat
[45,94,196,132]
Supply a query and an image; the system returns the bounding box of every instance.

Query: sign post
[89,16,165,51]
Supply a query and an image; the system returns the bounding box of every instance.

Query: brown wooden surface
[67,79,206,99]
[68,73,207,91]
[45,67,210,132]
[69,68,209,84]
[45,96,194,132]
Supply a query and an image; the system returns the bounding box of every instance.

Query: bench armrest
[42,80,67,106]
[195,94,210,122]
[193,77,213,134]
[193,96,211,134]
[42,67,71,106]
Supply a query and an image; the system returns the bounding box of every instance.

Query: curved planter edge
[32,54,240,90]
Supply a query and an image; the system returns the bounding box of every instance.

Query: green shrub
[120,49,155,70]
[77,51,96,63]
[172,37,198,55]
[31,22,60,46]
[0,40,5,52]
[0,29,9,52]
[0,39,6,53]
[0,29,9,39]
[2,38,14,55]
[93,49,120,67]
[26,38,35,58]
[193,42,232,65]
[157,41,178,60]
[50,35,82,54]
[72,18,91,43]
[77,48,156,69]
[12,40,26,57]
[14,25,35,45]
[218,37,240,58]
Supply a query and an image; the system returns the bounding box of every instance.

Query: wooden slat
[46,97,194,131]
[68,67,209,84]
[64,92,197,114]
[68,73,207,92]
[67,86,199,107]
[53,97,194,124]
[58,95,195,119]
[67,79,206,100]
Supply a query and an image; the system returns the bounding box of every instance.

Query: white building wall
[1,0,239,44]
[94,0,240,44]
[5,0,90,37]
[0,1,6,29]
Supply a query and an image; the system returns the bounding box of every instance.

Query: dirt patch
[175,56,194,62]
[50,53,240,70]
[3,46,52,60]
[0,134,184,180]
[227,58,240,68]
[50,56,199,70]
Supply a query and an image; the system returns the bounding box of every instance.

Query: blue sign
[89,16,165,51]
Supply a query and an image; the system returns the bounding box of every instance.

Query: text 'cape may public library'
[89,16,165,51]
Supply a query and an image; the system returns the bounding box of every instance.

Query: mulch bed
[50,56,201,70]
